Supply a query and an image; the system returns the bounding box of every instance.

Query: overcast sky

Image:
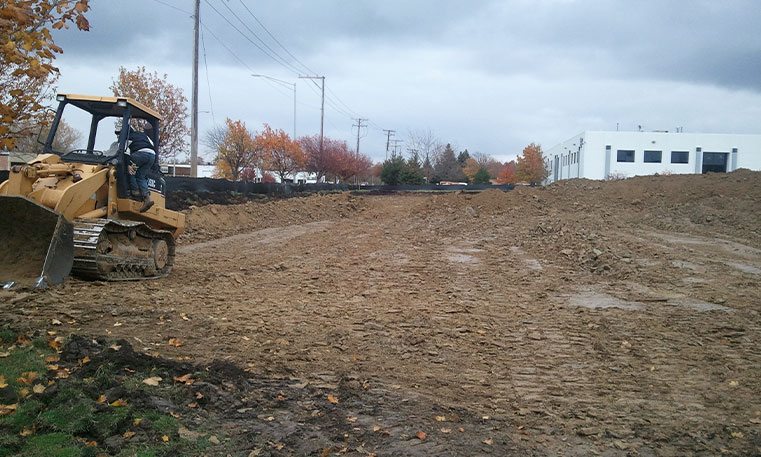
[51,0,761,163]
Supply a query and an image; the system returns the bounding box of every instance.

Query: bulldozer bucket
[0,195,74,288]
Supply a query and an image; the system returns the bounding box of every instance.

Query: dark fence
[165,176,514,195]
[0,172,514,194]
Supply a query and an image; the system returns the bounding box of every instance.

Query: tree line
[378,133,547,186]
[204,120,373,184]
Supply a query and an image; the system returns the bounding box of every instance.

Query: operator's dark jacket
[127,127,155,154]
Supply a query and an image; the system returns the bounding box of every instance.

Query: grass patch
[16,432,80,457]
[0,328,16,345]
[0,329,226,456]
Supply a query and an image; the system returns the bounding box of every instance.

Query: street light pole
[251,74,297,139]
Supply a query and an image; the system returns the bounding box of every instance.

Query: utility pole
[382,129,395,161]
[299,75,325,155]
[391,139,404,158]
[190,0,200,178]
[353,118,368,186]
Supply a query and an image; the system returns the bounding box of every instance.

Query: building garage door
[702,152,728,173]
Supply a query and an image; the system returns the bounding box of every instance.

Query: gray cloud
[50,0,761,162]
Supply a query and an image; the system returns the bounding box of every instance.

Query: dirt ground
[2,170,761,456]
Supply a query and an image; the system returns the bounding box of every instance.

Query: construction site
[1,169,760,456]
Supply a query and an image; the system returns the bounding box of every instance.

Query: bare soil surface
[2,171,761,456]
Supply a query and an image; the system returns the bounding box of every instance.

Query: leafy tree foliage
[110,66,189,160]
[497,160,517,184]
[472,167,491,184]
[516,143,548,185]
[257,124,304,182]
[462,158,481,183]
[13,117,81,153]
[0,0,90,149]
[299,134,371,183]
[210,118,261,182]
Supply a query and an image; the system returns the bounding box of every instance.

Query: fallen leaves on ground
[17,372,37,385]
[142,376,162,386]
[168,337,184,347]
[174,373,193,384]
[54,368,70,379]
[110,399,128,407]
[327,394,339,404]
[415,431,427,440]
[48,337,64,351]
[0,404,18,416]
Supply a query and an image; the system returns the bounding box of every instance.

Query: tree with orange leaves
[110,66,189,160]
[497,160,517,184]
[516,143,548,185]
[211,118,261,182]
[0,0,90,149]
[256,124,305,182]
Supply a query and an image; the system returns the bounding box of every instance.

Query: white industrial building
[544,131,761,184]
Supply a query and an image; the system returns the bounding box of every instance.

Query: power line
[327,86,361,118]
[149,0,192,15]
[200,22,255,71]
[200,26,216,126]
[236,0,316,75]
[216,0,304,75]
[203,0,301,75]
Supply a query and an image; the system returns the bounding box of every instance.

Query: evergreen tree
[473,167,491,184]
[380,156,406,185]
[435,144,467,182]
[457,149,470,166]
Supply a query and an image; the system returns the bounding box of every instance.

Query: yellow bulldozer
[0,94,185,288]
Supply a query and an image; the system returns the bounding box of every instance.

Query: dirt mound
[179,192,365,244]
[405,170,761,279]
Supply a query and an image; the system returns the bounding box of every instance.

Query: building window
[617,149,634,163]
[671,151,689,164]
[644,150,662,163]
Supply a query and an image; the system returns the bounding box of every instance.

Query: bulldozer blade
[0,195,74,288]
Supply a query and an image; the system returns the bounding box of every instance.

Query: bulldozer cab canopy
[46,94,161,166]
[58,94,162,122]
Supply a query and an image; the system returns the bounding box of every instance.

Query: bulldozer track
[72,218,175,281]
